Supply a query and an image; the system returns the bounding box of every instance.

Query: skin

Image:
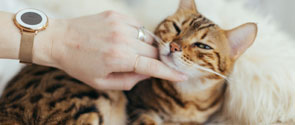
[0,10,187,90]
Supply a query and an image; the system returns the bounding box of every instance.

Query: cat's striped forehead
[155,9,233,78]
[156,13,220,44]
[155,0,256,79]
[189,15,216,31]
[165,12,219,39]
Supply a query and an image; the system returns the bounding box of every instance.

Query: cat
[0,0,258,124]
[0,66,127,125]
[125,0,257,124]
[2,0,295,124]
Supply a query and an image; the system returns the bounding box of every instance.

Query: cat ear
[177,0,197,12]
[226,23,258,60]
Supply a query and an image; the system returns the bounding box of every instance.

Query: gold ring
[133,55,140,72]
[137,26,146,41]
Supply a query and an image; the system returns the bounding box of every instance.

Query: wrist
[33,18,68,68]
[0,12,21,60]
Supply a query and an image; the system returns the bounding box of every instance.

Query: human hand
[34,11,187,90]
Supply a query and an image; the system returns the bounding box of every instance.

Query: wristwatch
[13,9,48,64]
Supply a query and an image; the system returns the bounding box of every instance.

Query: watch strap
[19,32,35,64]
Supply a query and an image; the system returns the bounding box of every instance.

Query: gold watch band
[19,32,35,64]
[14,9,48,64]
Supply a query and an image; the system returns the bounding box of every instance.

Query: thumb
[94,72,149,90]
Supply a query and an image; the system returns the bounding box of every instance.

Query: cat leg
[0,112,22,125]
[163,122,199,125]
[0,119,21,125]
[0,118,21,125]
[131,112,200,125]
[130,111,163,125]
[76,112,102,125]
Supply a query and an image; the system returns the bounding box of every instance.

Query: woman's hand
[34,11,187,90]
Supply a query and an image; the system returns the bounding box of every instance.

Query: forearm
[0,10,186,90]
[0,11,21,59]
[0,11,66,68]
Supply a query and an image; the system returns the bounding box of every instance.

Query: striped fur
[125,79,227,124]
[0,65,127,125]
[125,0,256,124]
[0,0,257,124]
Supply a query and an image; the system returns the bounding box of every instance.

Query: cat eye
[193,42,213,50]
[173,22,181,35]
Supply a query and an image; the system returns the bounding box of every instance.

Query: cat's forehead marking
[189,15,216,31]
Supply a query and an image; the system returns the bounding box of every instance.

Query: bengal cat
[0,0,257,124]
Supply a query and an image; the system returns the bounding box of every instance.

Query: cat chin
[175,78,218,93]
[160,54,204,79]
[161,55,181,71]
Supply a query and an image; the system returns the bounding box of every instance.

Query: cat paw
[130,112,162,125]
[76,112,102,125]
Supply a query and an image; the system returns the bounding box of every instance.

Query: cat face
[155,0,257,80]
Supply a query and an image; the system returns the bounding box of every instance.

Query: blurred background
[128,0,295,38]
[1,0,295,37]
[240,0,295,38]
[130,0,295,38]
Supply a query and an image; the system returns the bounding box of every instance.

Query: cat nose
[170,42,181,52]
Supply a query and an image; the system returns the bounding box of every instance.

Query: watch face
[21,12,42,25]
[15,9,48,31]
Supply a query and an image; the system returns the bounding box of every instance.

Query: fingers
[134,56,188,82]
[102,10,154,44]
[124,25,154,45]
[140,28,155,45]
[121,25,157,59]
[111,54,188,82]
[130,40,158,59]
[109,41,157,72]
[94,72,150,90]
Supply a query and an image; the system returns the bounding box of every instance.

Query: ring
[133,55,140,72]
[137,26,147,41]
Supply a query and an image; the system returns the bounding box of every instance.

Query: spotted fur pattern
[0,65,126,125]
[0,0,257,124]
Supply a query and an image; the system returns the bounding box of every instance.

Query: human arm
[0,10,187,90]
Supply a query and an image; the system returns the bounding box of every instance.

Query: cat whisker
[174,56,195,77]
[143,28,166,47]
[143,29,229,80]
[174,54,227,79]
